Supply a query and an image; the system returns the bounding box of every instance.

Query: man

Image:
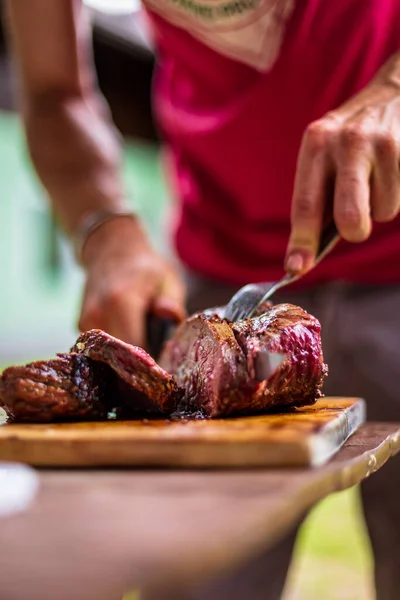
[5,0,400,598]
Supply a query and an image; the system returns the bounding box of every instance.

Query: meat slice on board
[231,304,328,412]
[71,330,182,415]
[0,332,183,422]
[0,354,109,423]
[159,314,250,418]
[160,304,328,417]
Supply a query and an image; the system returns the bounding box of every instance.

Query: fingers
[79,288,105,333]
[103,268,187,349]
[79,285,148,347]
[333,125,372,242]
[335,124,400,233]
[286,120,333,274]
[286,109,400,276]
[107,292,148,348]
[152,268,187,322]
[78,258,187,350]
[371,131,400,222]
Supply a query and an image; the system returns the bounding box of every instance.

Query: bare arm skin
[286,52,400,274]
[6,0,126,233]
[5,0,186,347]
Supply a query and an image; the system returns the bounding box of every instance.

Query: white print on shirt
[143,0,295,71]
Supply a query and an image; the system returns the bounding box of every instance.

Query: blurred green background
[0,110,374,599]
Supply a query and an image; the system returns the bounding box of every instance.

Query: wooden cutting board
[0,397,365,468]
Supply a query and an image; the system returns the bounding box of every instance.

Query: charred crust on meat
[71,329,182,412]
[160,304,328,418]
[0,354,109,423]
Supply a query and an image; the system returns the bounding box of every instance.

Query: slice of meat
[159,314,249,417]
[71,329,182,414]
[0,354,109,423]
[160,304,328,417]
[231,303,328,412]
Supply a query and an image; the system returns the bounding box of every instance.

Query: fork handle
[315,220,340,266]
[248,221,340,318]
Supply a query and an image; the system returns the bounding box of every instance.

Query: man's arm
[5,0,185,346]
[5,0,127,236]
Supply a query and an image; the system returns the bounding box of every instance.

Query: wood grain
[0,423,398,600]
[0,397,365,468]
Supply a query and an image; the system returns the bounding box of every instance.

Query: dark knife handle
[146,314,176,360]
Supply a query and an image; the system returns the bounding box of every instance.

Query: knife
[146,314,177,360]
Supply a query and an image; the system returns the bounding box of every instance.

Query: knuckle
[362,106,377,119]
[293,193,319,219]
[339,170,364,192]
[103,286,126,310]
[340,124,369,151]
[305,119,335,153]
[103,285,146,312]
[374,131,398,158]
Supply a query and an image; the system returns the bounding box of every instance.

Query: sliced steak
[0,304,327,422]
[160,303,327,417]
[231,303,328,412]
[71,329,182,414]
[159,314,249,417]
[0,354,109,423]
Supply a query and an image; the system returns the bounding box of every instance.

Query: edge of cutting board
[0,397,366,468]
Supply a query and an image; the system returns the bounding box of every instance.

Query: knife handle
[146,314,176,360]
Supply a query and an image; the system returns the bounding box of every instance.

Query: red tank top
[144,0,400,286]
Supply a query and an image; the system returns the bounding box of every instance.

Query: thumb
[152,270,187,322]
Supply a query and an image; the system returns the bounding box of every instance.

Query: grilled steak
[231,303,328,412]
[71,329,182,414]
[0,304,327,422]
[160,303,327,417]
[0,354,109,422]
[159,314,250,417]
[0,331,183,422]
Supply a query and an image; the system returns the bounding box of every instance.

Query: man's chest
[143,0,295,71]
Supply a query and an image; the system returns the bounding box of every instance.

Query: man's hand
[79,217,186,348]
[285,53,400,274]
[6,0,186,349]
